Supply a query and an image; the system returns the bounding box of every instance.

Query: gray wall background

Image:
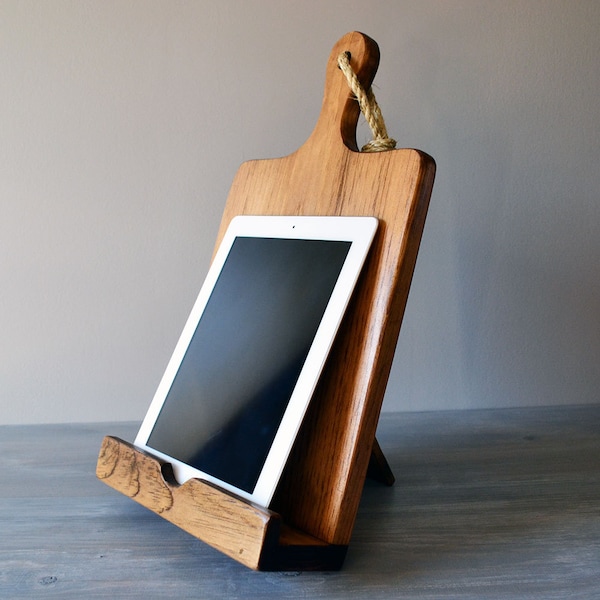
[2,1,599,424]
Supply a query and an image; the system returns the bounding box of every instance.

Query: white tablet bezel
[134,215,378,507]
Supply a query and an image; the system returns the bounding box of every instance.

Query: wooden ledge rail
[96,436,347,571]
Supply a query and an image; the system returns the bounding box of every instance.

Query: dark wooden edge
[259,525,348,571]
[367,437,396,486]
[96,436,348,571]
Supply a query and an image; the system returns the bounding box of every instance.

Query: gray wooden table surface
[2,405,599,599]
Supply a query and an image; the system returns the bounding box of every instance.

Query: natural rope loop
[337,51,397,153]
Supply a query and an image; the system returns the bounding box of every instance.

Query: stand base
[96,436,349,570]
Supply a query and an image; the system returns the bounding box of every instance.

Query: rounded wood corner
[305,31,380,153]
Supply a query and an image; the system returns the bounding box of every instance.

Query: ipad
[134,215,378,507]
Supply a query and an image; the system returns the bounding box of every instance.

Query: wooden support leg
[367,437,395,486]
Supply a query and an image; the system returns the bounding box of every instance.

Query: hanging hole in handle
[338,51,351,69]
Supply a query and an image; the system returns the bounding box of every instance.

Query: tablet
[134,215,378,507]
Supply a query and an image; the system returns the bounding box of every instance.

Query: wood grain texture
[3,407,600,599]
[96,436,280,570]
[96,436,348,570]
[94,30,435,569]
[213,31,436,546]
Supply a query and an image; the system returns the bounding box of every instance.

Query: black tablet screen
[147,236,351,492]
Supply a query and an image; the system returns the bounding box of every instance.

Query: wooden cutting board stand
[96,31,436,571]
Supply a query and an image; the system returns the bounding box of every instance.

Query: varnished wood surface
[89,32,435,567]
[212,31,436,546]
[95,436,347,571]
[96,436,281,570]
[2,405,599,599]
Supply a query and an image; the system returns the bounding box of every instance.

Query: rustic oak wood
[96,436,280,570]
[96,436,347,570]
[96,30,435,569]
[214,31,435,547]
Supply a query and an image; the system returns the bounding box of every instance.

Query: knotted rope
[337,51,397,153]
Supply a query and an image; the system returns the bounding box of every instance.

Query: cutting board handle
[309,32,381,152]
